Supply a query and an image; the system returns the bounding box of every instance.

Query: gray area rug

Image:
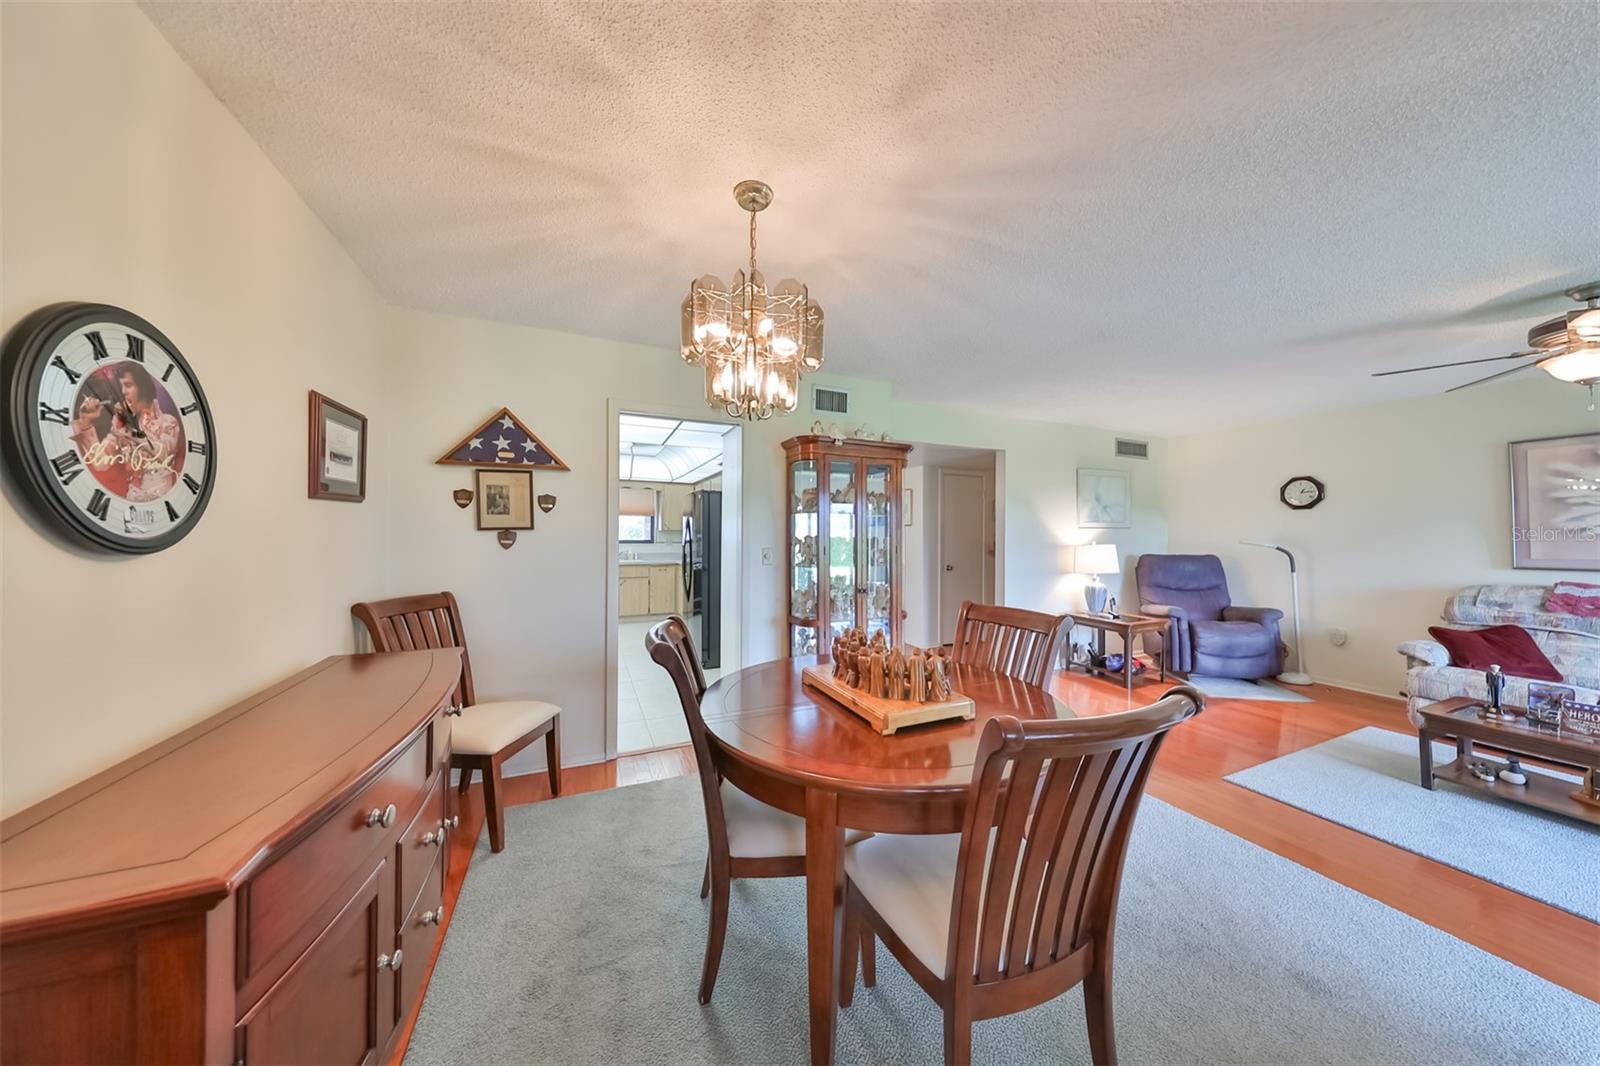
[406,777,1598,1066]
[1227,726,1600,922]
[1188,674,1312,702]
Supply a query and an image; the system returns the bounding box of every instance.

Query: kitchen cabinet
[658,484,692,532]
[648,566,680,613]
[783,434,912,656]
[619,564,682,617]
[619,570,652,616]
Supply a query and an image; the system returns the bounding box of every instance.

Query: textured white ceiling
[143,1,1599,433]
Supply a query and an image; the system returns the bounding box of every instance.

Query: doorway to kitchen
[615,412,736,754]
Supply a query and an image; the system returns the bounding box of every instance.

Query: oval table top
[701,656,1074,795]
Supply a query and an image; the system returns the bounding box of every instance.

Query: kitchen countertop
[618,559,679,567]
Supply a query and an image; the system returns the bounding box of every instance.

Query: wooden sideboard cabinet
[0,650,462,1065]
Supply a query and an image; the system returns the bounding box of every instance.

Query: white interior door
[938,470,986,644]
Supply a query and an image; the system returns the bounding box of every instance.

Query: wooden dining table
[700,656,1075,1065]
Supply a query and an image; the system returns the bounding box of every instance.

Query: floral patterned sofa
[1398,584,1600,726]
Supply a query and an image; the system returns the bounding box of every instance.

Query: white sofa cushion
[452,700,560,755]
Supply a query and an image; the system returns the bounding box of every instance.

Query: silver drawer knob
[419,908,442,926]
[446,815,460,829]
[376,949,403,971]
[421,825,445,846]
[365,803,397,829]
[444,703,464,717]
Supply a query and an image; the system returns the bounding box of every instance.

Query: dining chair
[838,684,1205,1065]
[352,592,561,853]
[645,615,874,1004]
[949,601,1072,688]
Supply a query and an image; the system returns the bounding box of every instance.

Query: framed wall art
[476,468,534,531]
[1077,468,1131,529]
[1509,432,1599,571]
[308,391,366,502]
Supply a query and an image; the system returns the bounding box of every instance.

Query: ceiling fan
[1372,282,1600,409]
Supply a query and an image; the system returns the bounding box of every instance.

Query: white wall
[0,3,392,815]
[1164,374,1597,697]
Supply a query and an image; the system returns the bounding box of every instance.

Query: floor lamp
[1240,540,1313,686]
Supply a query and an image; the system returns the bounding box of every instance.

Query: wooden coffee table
[1416,696,1600,826]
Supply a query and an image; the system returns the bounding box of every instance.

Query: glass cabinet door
[826,460,857,642]
[863,462,894,641]
[789,459,819,656]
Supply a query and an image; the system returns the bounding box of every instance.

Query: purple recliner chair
[1135,554,1284,680]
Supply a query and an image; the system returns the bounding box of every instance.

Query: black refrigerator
[681,489,722,669]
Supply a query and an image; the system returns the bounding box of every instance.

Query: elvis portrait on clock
[69,360,187,504]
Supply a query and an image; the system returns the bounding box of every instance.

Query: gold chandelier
[680,180,824,420]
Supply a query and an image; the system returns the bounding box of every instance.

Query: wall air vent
[813,386,850,415]
[1114,438,1150,460]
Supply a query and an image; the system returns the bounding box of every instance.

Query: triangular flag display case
[435,407,569,470]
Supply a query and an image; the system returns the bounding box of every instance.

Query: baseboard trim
[1305,676,1406,703]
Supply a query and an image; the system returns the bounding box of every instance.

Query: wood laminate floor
[388,671,1599,1063]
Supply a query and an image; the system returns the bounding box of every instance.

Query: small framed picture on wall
[476,468,534,531]
[308,391,367,502]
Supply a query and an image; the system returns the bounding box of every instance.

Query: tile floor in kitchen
[617,617,722,754]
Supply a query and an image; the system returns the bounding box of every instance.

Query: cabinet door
[237,859,395,1066]
[648,566,679,614]
[657,485,681,531]
[619,575,651,616]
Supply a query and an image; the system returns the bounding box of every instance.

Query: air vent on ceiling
[813,386,850,415]
[1114,438,1150,460]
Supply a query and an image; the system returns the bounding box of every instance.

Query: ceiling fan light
[1539,344,1600,384]
[1570,307,1600,342]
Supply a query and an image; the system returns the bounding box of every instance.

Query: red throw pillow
[1428,625,1563,682]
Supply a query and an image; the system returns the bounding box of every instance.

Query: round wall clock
[3,302,216,554]
[1280,475,1325,510]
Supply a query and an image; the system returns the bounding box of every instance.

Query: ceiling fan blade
[1371,351,1538,378]
[1445,362,1542,393]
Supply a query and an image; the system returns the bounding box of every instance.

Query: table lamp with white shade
[1075,543,1119,614]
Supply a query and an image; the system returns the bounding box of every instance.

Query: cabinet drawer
[397,772,448,920]
[394,849,444,1029]
[239,728,430,992]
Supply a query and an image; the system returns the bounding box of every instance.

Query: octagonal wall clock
[3,302,217,554]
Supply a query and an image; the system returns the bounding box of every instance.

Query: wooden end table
[1065,611,1172,698]
[1416,696,1600,826]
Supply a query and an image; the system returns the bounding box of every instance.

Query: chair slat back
[949,602,1070,688]
[352,592,476,708]
[645,616,726,850]
[944,685,1204,985]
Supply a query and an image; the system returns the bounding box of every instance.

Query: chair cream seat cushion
[845,832,962,976]
[451,700,560,755]
[720,781,870,859]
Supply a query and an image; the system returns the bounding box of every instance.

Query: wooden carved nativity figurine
[830,629,951,703]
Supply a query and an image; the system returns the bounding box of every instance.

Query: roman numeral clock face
[4,303,216,554]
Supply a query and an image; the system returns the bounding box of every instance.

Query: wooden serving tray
[802,664,975,735]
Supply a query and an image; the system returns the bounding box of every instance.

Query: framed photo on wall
[1077,468,1131,529]
[476,468,534,531]
[308,391,367,502]
[1509,432,1599,571]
